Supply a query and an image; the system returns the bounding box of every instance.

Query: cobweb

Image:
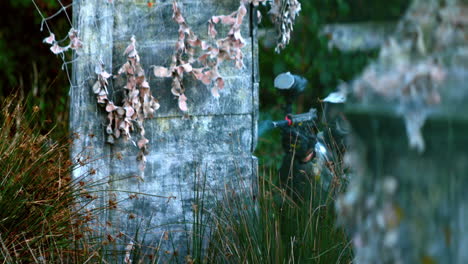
[32,0,75,87]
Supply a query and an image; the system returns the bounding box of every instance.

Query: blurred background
[0,0,409,167]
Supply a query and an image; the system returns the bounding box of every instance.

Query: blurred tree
[337,0,468,262]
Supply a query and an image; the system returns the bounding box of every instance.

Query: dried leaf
[137,138,149,149]
[250,0,267,6]
[106,102,117,112]
[106,124,113,135]
[152,99,160,110]
[211,16,221,24]
[124,106,135,117]
[180,63,193,73]
[198,53,210,64]
[192,68,204,80]
[135,66,145,77]
[107,135,115,144]
[50,43,69,54]
[98,89,107,96]
[201,71,212,85]
[171,77,183,96]
[172,2,185,24]
[124,36,136,55]
[235,58,244,69]
[116,107,126,116]
[141,81,150,88]
[118,62,130,75]
[70,36,83,50]
[128,49,138,59]
[237,5,247,25]
[114,127,121,139]
[92,81,102,94]
[43,33,55,44]
[215,77,225,90]
[178,94,188,111]
[101,71,112,79]
[221,15,237,25]
[188,38,201,47]
[97,95,106,104]
[68,28,78,39]
[269,0,302,53]
[208,22,218,38]
[201,41,210,50]
[211,87,220,98]
[153,66,171,77]
[138,160,146,173]
[176,66,185,76]
[257,10,262,23]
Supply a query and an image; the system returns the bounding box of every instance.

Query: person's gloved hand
[281,124,317,163]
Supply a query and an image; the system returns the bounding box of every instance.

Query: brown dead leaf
[43,33,55,44]
[153,66,171,77]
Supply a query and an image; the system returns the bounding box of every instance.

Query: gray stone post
[70,0,258,258]
[337,0,468,263]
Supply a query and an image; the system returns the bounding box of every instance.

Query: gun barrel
[272,120,289,128]
[288,109,317,124]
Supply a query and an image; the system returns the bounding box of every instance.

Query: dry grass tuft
[0,96,98,263]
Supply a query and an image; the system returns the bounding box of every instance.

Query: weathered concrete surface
[71,0,258,259]
[337,0,468,263]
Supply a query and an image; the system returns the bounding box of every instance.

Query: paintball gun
[271,108,318,128]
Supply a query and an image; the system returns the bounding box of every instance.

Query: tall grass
[188,130,352,263]
[198,171,352,264]
[191,123,353,263]
[0,96,100,263]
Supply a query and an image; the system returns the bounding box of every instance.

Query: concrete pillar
[70,0,258,259]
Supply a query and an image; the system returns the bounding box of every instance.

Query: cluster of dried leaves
[93,36,160,173]
[152,0,301,111]
[43,28,82,54]
[153,0,261,111]
[267,0,302,53]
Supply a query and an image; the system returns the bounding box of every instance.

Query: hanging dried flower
[93,36,159,177]
[153,0,259,110]
[43,28,83,54]
[268,0,302,53]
